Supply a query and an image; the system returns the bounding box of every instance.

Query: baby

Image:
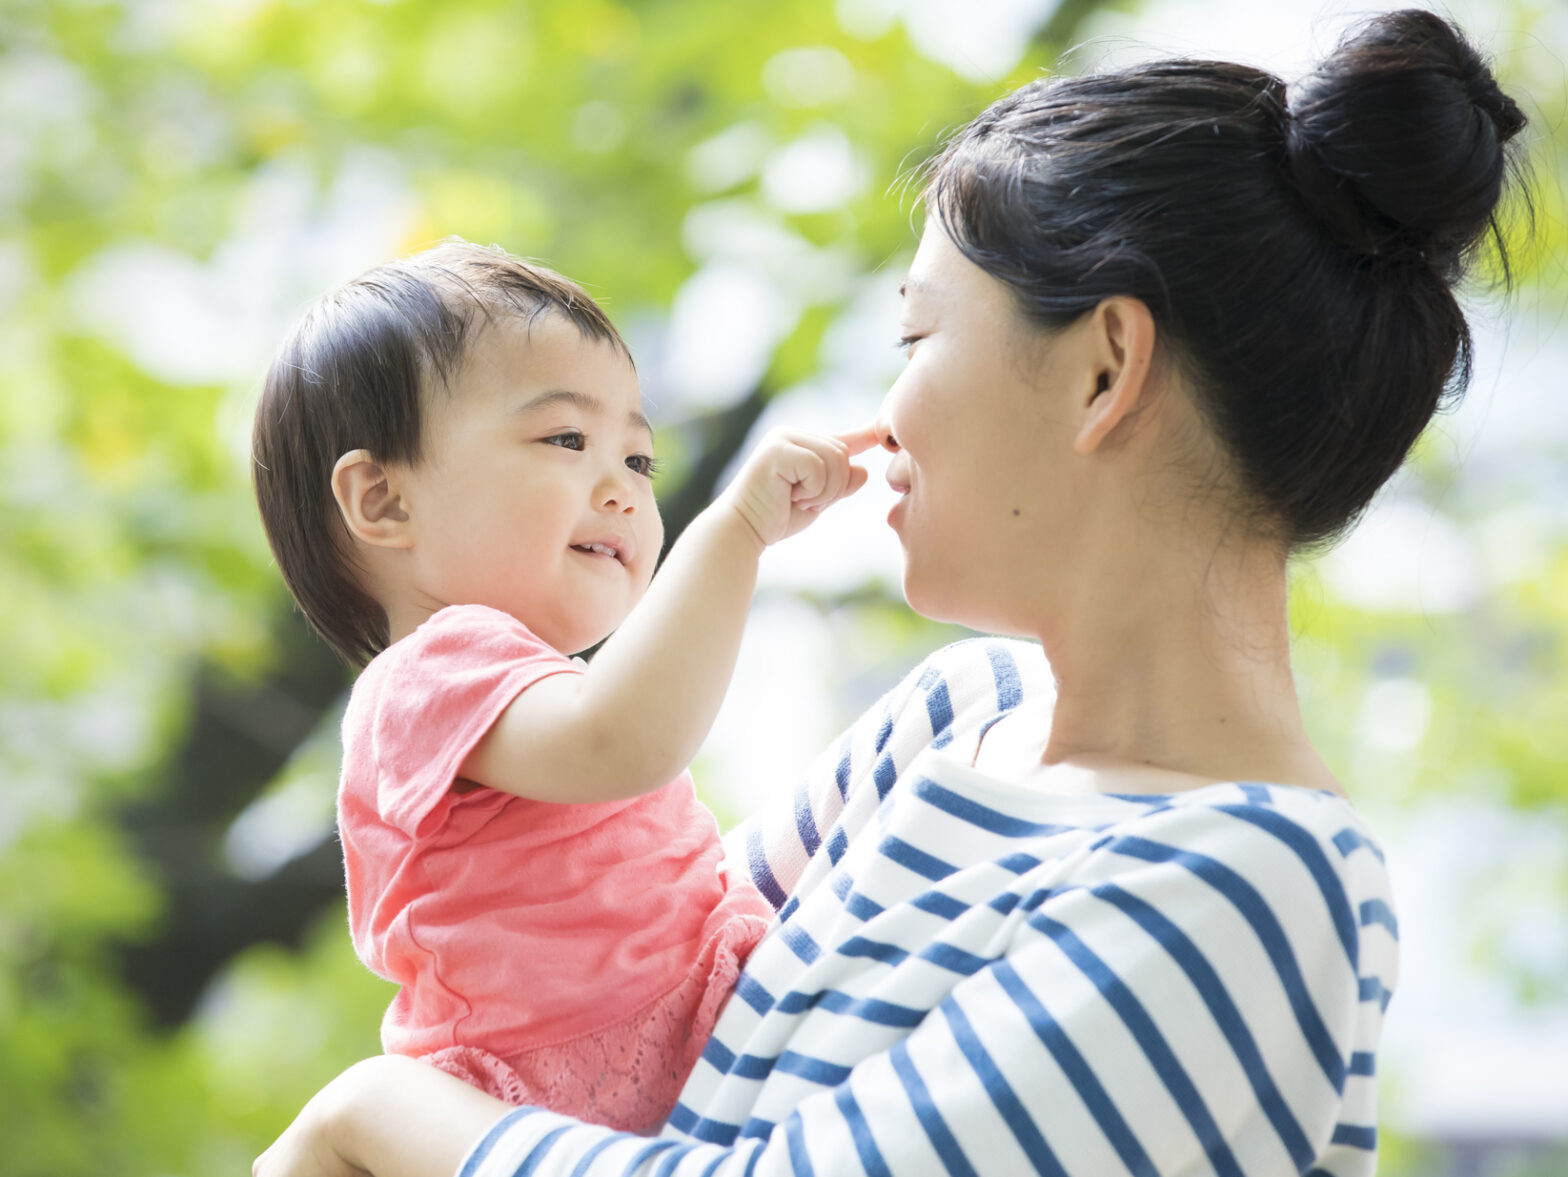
[251,240,870,1133]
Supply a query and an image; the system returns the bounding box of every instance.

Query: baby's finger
[804,452,856,510]
[789,435,850,510]
[834,422,880,455]
[802,458,868,513]
[785,446,829,504]
[819,445,853,506]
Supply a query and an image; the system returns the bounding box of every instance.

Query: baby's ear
[331,450,413,549]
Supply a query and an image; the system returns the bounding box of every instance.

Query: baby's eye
[626,453,661,479]
[544,431,586,451]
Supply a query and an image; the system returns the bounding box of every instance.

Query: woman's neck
[1026,524,1340,795]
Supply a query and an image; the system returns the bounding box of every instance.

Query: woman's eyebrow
[514,389,652,435]
[899,277,934,299]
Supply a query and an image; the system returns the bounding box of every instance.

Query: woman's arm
[263,799,1387,1176]
[254,1056,511,1177]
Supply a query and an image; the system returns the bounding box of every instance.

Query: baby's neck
[384,595,449,648]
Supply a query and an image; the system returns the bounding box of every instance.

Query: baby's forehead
[442,314,647,420]
[460,307,630,368]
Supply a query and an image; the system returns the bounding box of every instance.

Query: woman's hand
[254,1056,513,1177]
[253,1063,369,1177]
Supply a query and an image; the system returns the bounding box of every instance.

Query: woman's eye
[894,335,923,356]
[626,454,662,479]
[545,431,586,450]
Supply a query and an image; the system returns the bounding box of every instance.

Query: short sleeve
[349,604,580,838]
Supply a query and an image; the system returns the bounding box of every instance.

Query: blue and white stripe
[461,639,1398,1176]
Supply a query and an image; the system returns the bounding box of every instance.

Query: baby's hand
[722,424,877,549]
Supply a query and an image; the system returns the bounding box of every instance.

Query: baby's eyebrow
[515,389,652,435]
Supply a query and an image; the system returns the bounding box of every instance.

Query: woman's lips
[886,467,910,529]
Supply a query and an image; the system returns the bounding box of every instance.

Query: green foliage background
[0,0,1563,1173]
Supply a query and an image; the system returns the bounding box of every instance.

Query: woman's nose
[873,408,900,454]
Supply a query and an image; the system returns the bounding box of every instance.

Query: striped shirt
[459,638,1398,1176]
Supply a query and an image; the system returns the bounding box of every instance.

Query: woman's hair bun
[1284,8,1525,276]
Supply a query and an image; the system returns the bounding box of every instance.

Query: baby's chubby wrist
[693,493,771,559]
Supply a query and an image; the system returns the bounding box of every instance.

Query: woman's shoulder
[883,635,1054,736]
[915,634,1051,683]
[1092,782,1397,987]
[1110,783,1391,890]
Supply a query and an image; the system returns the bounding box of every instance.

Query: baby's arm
[459,426,876,804]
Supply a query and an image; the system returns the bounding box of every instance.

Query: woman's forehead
[904,223,1011,314]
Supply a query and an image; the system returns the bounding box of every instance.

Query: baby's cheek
[636,562,658,597]
[641,518,665,584]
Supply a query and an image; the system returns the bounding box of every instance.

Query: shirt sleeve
[362,605,581,839]
[455,801,1381,1177]
[720,637,1049,912]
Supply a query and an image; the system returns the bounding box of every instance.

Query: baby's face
[397,313,662,654]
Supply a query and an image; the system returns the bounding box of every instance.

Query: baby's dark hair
[926,8,1529,549]
[252,240,631,667]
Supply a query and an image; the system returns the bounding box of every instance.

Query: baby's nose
[597,471,637,511]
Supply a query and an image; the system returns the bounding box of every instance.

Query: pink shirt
[338,604,771,1061]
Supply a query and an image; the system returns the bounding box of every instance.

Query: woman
[256,10,1526,1175]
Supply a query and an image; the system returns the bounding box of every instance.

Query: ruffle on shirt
[419,902,770,1134]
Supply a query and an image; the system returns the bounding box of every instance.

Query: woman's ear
[331,450,413,549]
[1072,296,1158,455]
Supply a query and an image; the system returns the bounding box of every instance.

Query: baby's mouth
[571,542,624,564]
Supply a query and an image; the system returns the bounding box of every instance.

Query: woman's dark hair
[926,8,1529,548]
[252,240,631,667]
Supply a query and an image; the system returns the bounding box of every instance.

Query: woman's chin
[900,573,965,628]
[902,571,1033,638]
